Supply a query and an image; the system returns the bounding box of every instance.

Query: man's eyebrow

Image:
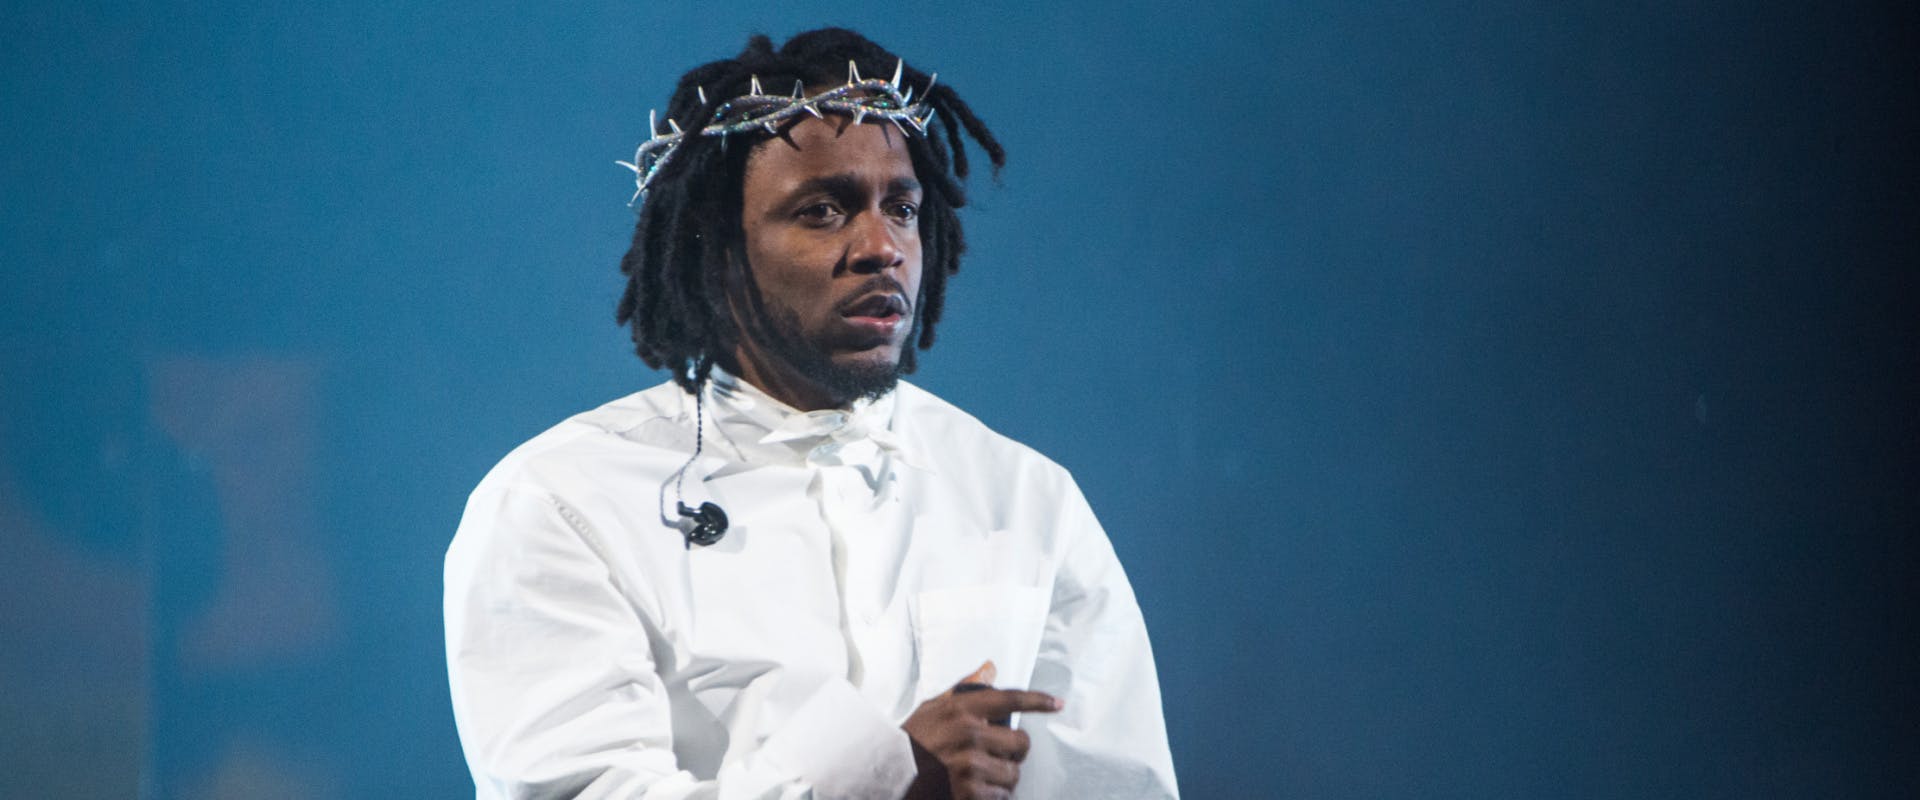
[789,173,864,201]
[785,173,922,201]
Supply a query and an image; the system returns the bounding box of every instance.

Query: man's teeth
[847,298,901,317]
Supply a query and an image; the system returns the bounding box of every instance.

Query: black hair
[614,27,1005,393]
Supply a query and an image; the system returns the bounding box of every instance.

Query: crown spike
[621,71,938,210]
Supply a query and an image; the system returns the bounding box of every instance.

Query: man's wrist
[902,734,951,800]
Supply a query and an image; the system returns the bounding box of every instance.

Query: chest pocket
[910,584,1051,704]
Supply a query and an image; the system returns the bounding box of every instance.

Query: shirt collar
[702,366,925,471]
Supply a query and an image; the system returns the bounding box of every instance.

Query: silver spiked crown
[617,59,937,209]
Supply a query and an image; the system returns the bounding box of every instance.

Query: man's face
[731,114,924,410]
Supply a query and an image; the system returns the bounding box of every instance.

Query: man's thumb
[960,660,996,687]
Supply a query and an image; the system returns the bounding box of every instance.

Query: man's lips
[838,292,910,337]
[839,292,909,319]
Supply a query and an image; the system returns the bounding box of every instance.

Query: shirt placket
[819,440,918,698]
[806,440,864,689]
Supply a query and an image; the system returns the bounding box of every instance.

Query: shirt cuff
[756,678,918,800]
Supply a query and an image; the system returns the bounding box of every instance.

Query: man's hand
[901,661,1064,800]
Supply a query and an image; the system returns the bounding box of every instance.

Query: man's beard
[749,299,905,405]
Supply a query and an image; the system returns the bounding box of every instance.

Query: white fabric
[445,371,1179,799]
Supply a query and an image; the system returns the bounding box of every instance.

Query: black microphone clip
[676,501,729,548]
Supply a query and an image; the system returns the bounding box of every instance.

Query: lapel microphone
[673,379,729,547]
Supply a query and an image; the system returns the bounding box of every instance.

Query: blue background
[3,2,1914,798]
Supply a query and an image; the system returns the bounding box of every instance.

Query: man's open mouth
[841,293,909,321]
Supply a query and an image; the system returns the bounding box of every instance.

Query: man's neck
[725,350,846,412]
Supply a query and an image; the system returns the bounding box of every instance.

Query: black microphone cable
[672,379,729,547]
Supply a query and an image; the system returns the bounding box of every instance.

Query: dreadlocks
[614,27,1005,393]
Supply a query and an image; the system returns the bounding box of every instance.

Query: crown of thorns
[617,59,936,209]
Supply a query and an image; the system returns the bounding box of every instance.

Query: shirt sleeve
[1018,476,1181,799]
[444,481,918,800]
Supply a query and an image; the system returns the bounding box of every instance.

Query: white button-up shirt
[445,371,1178,799]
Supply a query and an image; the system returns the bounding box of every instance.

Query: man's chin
[830,344,902,372]
[744,308,906,405]
[822,348,905,402]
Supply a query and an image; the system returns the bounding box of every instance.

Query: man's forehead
[748,115,916,184]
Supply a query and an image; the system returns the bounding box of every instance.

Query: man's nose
[845,209,906,274]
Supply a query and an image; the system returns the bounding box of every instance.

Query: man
[445,29,1177,799]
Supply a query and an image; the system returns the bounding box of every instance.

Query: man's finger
[979,726,1032,762]
[957,660,996,687]
[950,750,1021,792]
[956,688,1064,717]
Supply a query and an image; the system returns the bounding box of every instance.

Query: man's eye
[797,203,843,223]
[889,202,919,222]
